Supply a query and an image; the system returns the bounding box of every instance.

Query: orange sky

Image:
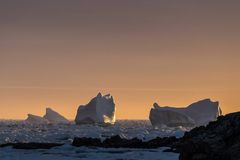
[0,0,240,119]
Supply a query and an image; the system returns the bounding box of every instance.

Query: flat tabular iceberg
[149,99,222,127]
[75,93,116,125]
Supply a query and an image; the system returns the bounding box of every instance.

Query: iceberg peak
[153,103,160,109]
[43,107,69,124]
[97,92,102,98]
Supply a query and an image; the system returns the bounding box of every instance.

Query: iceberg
[25,108,69,124]
[43,108,69,124]
[25,114,49,124]
[75,93,116,125]
[149,99,222,127]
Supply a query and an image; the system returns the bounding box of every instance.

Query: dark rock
[103,135,127,148]
[103,135,143,148]
[147,136,178,148]
[72,137,102,147]
[0,143,63,149]
[0,143,15,148]
[177,111,240,160]
[72,135,178,149]
[163,148,179,153]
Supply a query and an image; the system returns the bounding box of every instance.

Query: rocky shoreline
[73,110,240,160]
[176,111,240,160]
[72,135,178,149]
[1,112,239,160]
[73,111,240,160]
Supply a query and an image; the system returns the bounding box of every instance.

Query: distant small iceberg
[25,114,49,124]
[25,108,69,124]
[43,108,69,124]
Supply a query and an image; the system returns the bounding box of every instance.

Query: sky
[0,0,240,119]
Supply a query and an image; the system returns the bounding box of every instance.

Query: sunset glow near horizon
[1,0,240,120]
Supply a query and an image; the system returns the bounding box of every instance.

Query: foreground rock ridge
[75,93,116,125]
[149,99,222,127]
[176,111,240,160]
[72,111,240,160]
[72,135,177,149]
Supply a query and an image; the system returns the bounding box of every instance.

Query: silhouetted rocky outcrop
[176,111,240,160]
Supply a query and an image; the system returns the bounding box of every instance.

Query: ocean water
[0,145,179,160]
[0,120,187,160]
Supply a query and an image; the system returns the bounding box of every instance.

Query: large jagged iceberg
[25,114,49,124]
[149,99,222,128]
[43,108,69,124]
[75,93,116,125]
